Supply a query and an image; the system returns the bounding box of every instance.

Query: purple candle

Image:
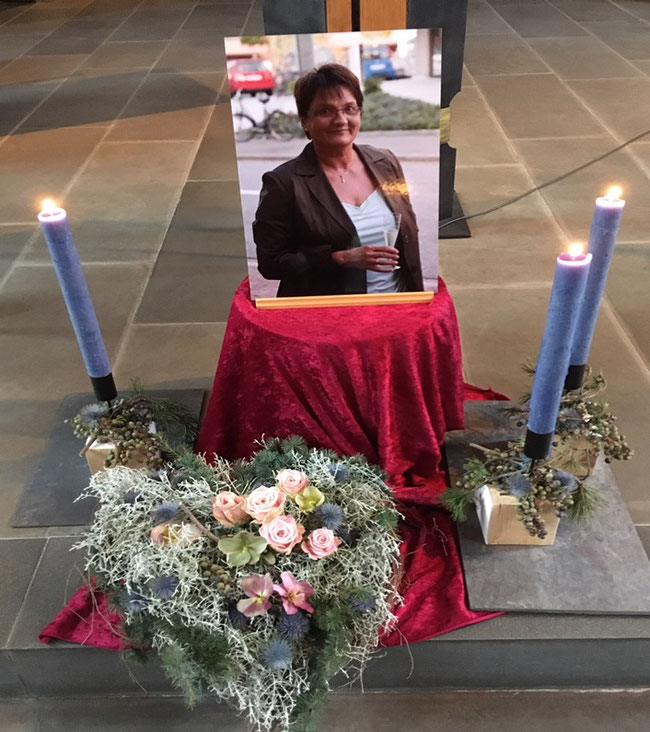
[566,186,626,390]
[524,244,592,459]
[38,199,117,402]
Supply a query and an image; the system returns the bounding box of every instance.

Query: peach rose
[244,485,285,523]
[301,527,341,560]
[212,491,248,528]
[259,515,305,555]
[276,469,309,497]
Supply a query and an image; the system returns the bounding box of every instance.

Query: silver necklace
[325,160,354,183]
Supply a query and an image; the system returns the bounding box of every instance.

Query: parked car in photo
[362,54,396,80]
[228,59,276,96]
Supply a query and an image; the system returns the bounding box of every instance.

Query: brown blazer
[253,142,423,297]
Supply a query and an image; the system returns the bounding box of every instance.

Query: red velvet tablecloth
[196,278,466,497]
[40,278,504,650]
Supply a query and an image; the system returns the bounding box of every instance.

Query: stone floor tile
[0,699,36,727]
[462,65,476,87]
[0,126,106,223]
[441,165,565,285]
[0,80,59,136]
[0,225,35,281]
[0,397,61,539]
[188,102,238,180]
[0,53,87,84]
[8,538,84,650]
[0,539,45,646]
[632,59,650,75]
[82,40,167,70]
[182,3,249,32]
[567,78,650,140]
[475,74,603,138]
[25,17,119,56]
[450,285,650,523]
[107,72,225,142]
[492,2,587,37]
[18,68,146,130]
[34,696,245,729]
[241,0,263,35]
[153,28,226,73]
[638,525,650,558]
[110,3,195,42]
[0,7,73,37]
[0,654,28,699]
[466,1,514,34]
[23,140,196,262]
[613,0,650,21]
[513,137,650,242]
[0,34,45,69]
[9,647,173,697]
[529,36,642,79]
[628,141,650,170]
[135,180,247,323]
[582,19,650,60]
[549,0,636,22]
[0,262,150,398]
[450,88,516,166]
[114,323,227,390]
[464,33,548,76]
[605,244,650,362]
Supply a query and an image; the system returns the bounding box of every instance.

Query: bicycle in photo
[232,91,303,142]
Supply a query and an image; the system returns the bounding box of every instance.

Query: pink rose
[301,528,341,560]
[276,469,309,497]
[259,515,305,555]
[212,491,248,528]
[245,485,285,524]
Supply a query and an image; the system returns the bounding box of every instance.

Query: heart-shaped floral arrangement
[75,437,402,731]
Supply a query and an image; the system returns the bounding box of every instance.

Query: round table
[197,278,465,491]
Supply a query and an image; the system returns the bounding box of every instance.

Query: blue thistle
[554,471,578,492]
[505,474,531,498]
[228,604,250,630]
[312,503,344,531]
[121,589,147,613]
[277,612,310,642]
[152,576,178,600]
[263,639,293,671]
[329,463,349,482]
[152,501,180,524]
[349,595,376,614]
[78,402,109,428]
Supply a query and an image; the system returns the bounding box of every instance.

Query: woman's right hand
[332,246,399,272]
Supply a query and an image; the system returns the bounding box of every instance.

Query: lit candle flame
[567,242,584,257]
[41,198,59,213]
[604,185,622,200]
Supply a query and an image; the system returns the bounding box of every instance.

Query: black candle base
[524,428,553,460]
[90,373,118,403]
[564,363,586,392]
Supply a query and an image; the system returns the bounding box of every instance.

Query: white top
[341,189,402,294]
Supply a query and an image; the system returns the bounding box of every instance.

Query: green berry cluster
[514,466,574,539]
[69,398,163,470]
[199,558,233,592]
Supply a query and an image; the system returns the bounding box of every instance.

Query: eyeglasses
[310,104,361,120]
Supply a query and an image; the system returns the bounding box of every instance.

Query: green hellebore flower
[218,531,268,567]
[295,484,325,514]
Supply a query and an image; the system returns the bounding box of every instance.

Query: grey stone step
[2,536,649,697]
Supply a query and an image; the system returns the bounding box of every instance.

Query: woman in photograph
[253,63,423,298]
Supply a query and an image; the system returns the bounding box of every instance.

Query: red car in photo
[228,60,276,96]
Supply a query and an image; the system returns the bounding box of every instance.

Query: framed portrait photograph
[225,29,441,304]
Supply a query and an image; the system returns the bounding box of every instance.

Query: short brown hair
[294,63,364,118]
